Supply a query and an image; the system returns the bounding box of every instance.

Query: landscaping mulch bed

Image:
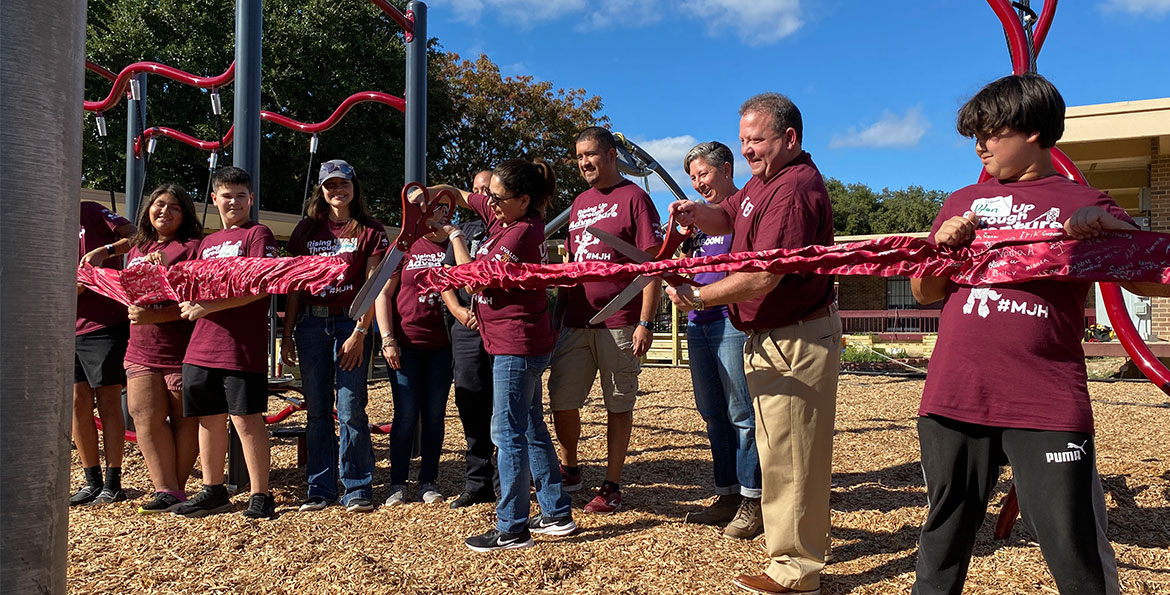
[68,369,1170,594]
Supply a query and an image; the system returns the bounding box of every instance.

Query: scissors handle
[653,213,692,261]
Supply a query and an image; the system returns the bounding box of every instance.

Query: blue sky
[423,0,1170,212]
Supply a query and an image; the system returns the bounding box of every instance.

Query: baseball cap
[319,159,355,184]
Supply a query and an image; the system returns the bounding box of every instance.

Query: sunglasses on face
[487,192,519,205]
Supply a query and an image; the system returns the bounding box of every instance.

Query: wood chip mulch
[67,369,1170,594]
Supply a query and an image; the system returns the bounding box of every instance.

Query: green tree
[432,53,608,221]
[869,185,947,234]
[826,177,880,235]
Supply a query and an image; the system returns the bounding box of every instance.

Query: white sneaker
[420,483,444,504]
[384,485,407,507]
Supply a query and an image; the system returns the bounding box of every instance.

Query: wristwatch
[692,287,706,311]
[637,320,655,332]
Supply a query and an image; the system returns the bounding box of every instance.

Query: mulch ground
[67,369,1170,594]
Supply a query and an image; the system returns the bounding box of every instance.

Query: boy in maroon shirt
[910,73,1169,594]
[72,201,136,506]
[171,167,279,520]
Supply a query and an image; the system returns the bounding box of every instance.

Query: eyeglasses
[319,161,354,179]
[487,192,519,205]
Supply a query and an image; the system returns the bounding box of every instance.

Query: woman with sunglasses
[373,188,457,507]
[281,159,388,513]
[427,158,575,551]
[123,183,204,513]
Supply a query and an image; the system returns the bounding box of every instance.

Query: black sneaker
[90,488,127,505]
[242,493,276,519]
[449,490,496,509]
[528,513,578,536]
[465,528,534,552]
[69,485,102,507]
[298,496,331,512]
[138,492,184,514]
[173,485,232,518]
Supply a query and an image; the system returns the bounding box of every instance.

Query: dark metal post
[125,73,147,220]
[228,0,264,492]
[404,1,427,186]
[1,0,85,591]
[235,0,262,220]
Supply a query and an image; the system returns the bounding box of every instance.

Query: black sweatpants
[913,415,1118,595]
[451,323,498,496]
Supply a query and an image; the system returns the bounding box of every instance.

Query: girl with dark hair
[374,192,457,508]
[427,158,576,551]
[281,159,389,513]
[123,183,204,513]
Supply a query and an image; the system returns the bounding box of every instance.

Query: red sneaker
[584,483,622,514]
[560,464,582,493]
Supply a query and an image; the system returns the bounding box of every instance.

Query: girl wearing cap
[429,158,575,551]
[281,159,388,513]
[374,192,456,507]
[124,183,204,513]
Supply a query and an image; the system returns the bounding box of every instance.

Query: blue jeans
[388,345,452,486]
[492,353,571,534]
[688,317,761,498]
[295,313,374,503]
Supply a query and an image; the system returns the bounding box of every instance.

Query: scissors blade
[588,274,654,326]
[585,226,651,263]
[347,247,405,319]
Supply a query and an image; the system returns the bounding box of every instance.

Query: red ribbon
[77,256,348,307]
[419,230,1170,293]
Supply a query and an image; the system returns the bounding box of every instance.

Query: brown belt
[796,303,837,324]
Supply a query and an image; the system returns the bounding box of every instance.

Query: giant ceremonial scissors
[348,183,455,319]
[586,216,698,326]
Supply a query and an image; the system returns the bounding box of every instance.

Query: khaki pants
[744,308,841,591]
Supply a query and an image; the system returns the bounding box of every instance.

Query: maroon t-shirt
[392,237,451,350]
[183,222,278,373]
[719,152,835,330]
[77,201,132,335]
[286,218,389,308]
[468,194,556,356]
[563,179,663,328]
[920,175,1135,434]
[123,239,201,367]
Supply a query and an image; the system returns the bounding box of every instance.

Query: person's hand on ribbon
[1063,205,1136,239]
[935,211,980,247]
[178,301,209,321]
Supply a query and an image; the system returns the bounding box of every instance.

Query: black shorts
[182,364,268,417]
[75,324,130,387]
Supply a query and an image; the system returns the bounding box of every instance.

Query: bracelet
[448,229,465,242]
[104,243,116,255]
[354,326,368,335]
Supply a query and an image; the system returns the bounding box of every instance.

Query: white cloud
[829,107,930,149]
[1100,0,1170,16]
[621,135,752,204]
[681,0,803,46]
[577,0,664,32]
[443,0,587,27]
[442,0,484,23]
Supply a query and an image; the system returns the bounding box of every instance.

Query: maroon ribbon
[77,256,348,307]
[419,229,1170,293]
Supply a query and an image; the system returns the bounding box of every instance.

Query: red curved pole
[1032,0,1058,57]
[1051,148,1170,395]
[986,0,1030,74]
[85,60,117,82]
[84,61,235,112]
[133,91,404,156]
[368,0,414,40]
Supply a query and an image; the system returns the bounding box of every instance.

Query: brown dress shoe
[732,573,820,594]
[685,493,742,524]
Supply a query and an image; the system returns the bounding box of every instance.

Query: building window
[886,276,917,309]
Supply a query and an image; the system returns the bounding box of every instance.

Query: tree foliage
[826,178,947,235]
[432,53,608,219]
[82,1,605,225]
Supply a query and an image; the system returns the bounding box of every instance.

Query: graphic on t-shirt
[305,237,359,256]
[203,240,242,259]
[740,196,755,218]
[961,287,1049,319]
[570,203,620,262]
[573,230,604,262]
[971,194,1063,229]
[404,252,445,271]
